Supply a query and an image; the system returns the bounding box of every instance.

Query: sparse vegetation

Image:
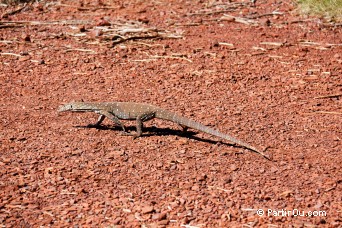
[1,0,34,5]
[297,0,342,21]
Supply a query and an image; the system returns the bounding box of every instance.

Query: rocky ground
[0,0,341,227]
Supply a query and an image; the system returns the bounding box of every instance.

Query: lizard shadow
[146,126,242,148]
[75,125,239,148]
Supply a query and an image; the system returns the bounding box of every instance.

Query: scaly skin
[58,102,270,160]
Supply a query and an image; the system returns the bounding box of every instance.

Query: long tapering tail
[156,109,270,160]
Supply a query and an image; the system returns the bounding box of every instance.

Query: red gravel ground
[1,0,341,227]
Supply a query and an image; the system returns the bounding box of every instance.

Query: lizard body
[58,102,269,160]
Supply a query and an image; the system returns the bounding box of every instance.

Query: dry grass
[1,0,35,5]
[297,0,342,22]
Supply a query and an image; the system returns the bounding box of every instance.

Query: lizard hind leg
[134,112,156,137]
[179,124,188,133]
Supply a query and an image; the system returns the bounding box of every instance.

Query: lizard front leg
[179,124,188,133]
[90,110,127,132]
[87,114,106,127]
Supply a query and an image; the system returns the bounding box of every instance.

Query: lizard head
[57,102,96,112]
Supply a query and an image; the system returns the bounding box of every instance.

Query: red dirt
[0,0,341,227]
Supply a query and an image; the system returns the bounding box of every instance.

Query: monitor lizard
[58,102,270,160]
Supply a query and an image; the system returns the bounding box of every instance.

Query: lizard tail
[156,109,270,160]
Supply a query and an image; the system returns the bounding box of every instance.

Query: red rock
[152,212,167,221]
[97,19,111,26]
[141,205,154,214]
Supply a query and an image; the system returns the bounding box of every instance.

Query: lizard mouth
[57,104,100,113]
[68,109,89,112]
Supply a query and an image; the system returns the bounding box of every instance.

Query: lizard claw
[132,135,139,140]
[260,146,272,161]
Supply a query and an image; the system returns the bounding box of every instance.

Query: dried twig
[252,46,267,51]
[57,3,118,11]
[172,22,203,27]
[149,55,192,63]
[1,20,90,26]
[0,52,22,57]
[248,11,284,19]
[218,42,234,47]
[260,42,284,47]
[112,34,160,46]
[0,24,24,29]
[134,42,164,48]
[180,225,201,228]
[0,40,13,44]
[314,94,342,99]
[220,14,258,25]
[187,9,236,16]
[130,59,156,62]
[1,3,30,19]
[314,111,342,115]
[111,33,182,46]
[65,48,96,54]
